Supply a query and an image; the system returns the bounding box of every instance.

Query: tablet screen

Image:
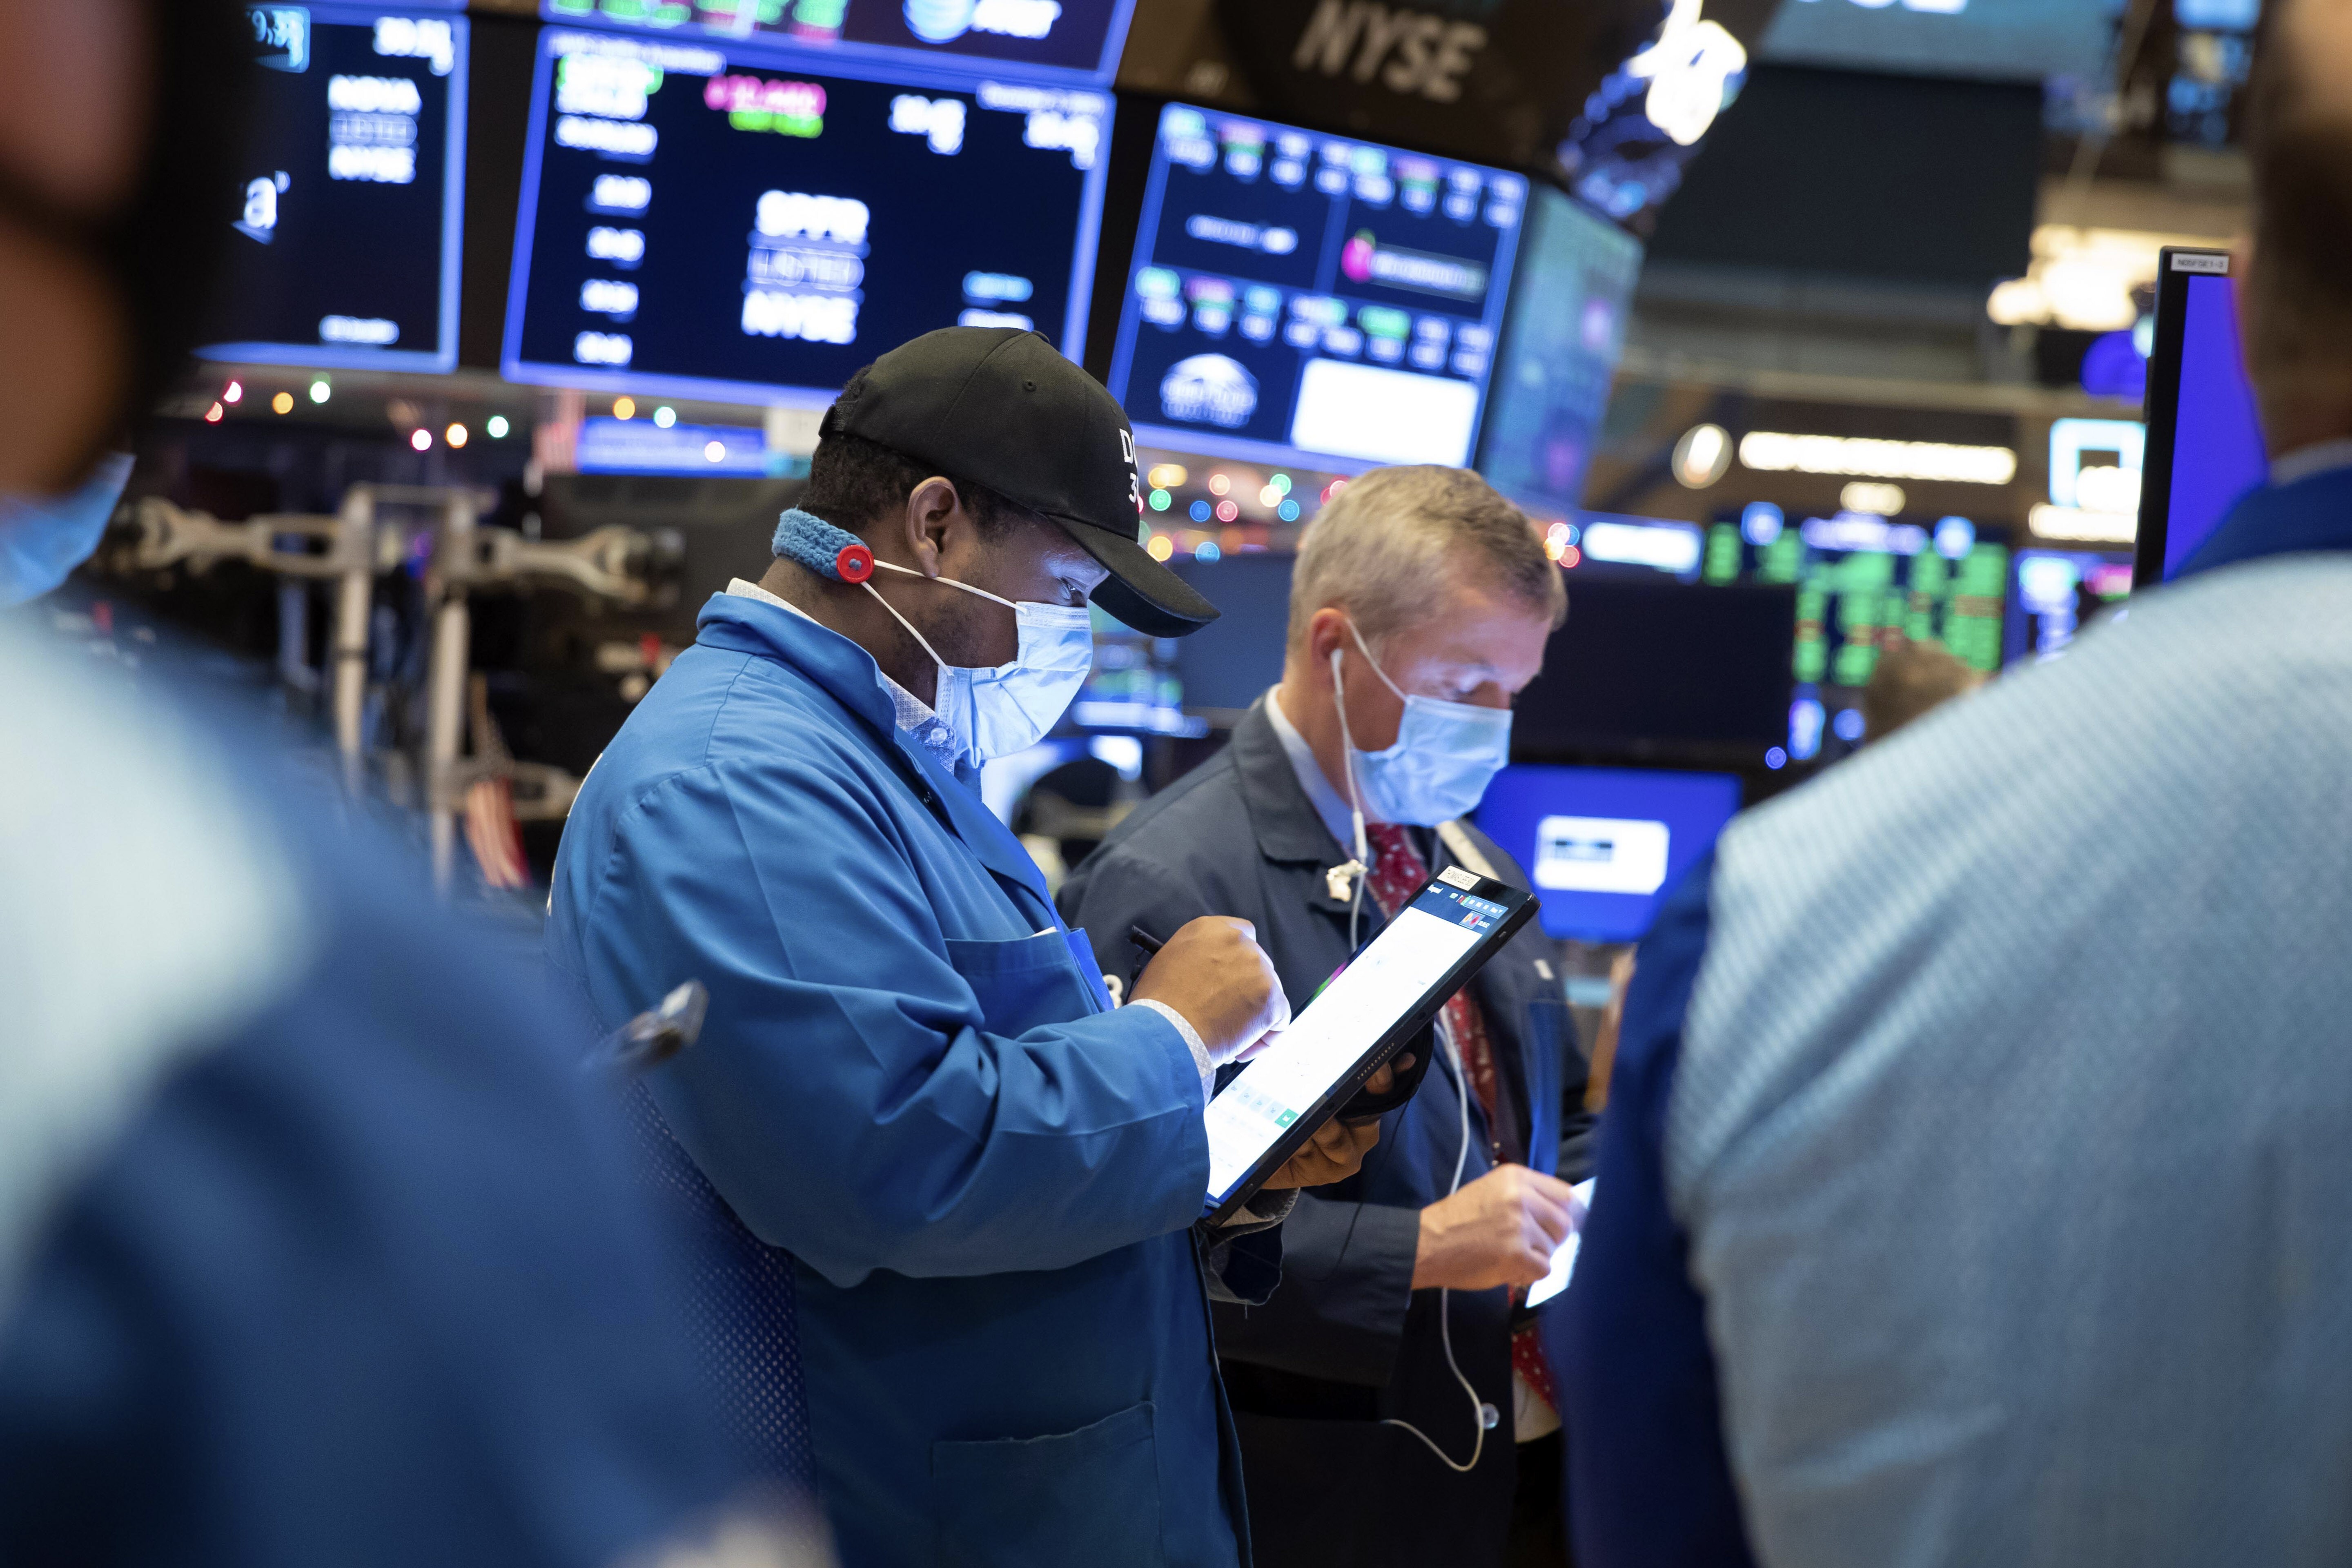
[1204,878,1517,1209]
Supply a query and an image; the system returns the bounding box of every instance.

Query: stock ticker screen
[1106,105,1527,473]
[1704,506,2011,679]
[538,0,1132,80]
[502,28,1109,404]
[1702,505,2010,762]
[199,5,468,372]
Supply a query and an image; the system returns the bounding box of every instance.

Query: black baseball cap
[820,327,1219,636]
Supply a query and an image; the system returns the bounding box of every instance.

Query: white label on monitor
[1288,359,1478,467]
[1438,866,1479,891]
[1204,904,1481,1203]
[2171,252,2230,274]
[1522,1178,1597,1308]
[1533,816,1670,895]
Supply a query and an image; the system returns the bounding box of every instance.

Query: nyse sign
[1289,1,1488,105]
[1209,0,1776,175]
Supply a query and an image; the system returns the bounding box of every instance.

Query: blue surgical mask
[864,561,1094,764]
[1331,618,1512,827]
[0,454,135,608]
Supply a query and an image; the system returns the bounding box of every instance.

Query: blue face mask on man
[1330,617,1513,827]
[0,453,135,608]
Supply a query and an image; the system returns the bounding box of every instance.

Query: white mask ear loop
[1346,616,1411,705]
[859,556,1025,674]
[871,556,1020,612]
[864,579,950,676]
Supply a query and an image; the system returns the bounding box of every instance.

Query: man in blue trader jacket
[549,328,1390,1568]
[1561,5,2352,1564]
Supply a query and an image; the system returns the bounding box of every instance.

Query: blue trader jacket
[548,592,1267,1568]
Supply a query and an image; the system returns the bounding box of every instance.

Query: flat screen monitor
[1511,576,1798,766]
[1168,551,1294,717]
[1474,189,1643,521]
[538,0,1134,82]
[1704,508,2010,674]
[1105,104,1528,474]
[198,5,468,372]
[1757,0,2109,85]
[1473,764,1741,944]
[2136,249,2269,585]
[501,27,1109,405]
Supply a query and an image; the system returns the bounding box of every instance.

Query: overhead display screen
[538,0,1132,82]
[502,28,1109,405]
[198,4,468,372]
[1757,0,2110,84]
[1105,104,1526,473]
[1475,188,1643,522]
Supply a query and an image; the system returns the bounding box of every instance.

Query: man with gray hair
[1561,2,2352,1564]
[1062,465,1592,1568]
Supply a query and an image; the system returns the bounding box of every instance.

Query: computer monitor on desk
[2136,248,2269,585]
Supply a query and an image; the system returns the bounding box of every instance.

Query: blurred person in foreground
[1062,467,1592,1568]
[0,4,802,1563]
[1559,3,2352,1564]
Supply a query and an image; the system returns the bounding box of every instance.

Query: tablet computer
[1202,866,1538,1224]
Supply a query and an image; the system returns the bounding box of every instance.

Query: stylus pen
[1129,925,1164,958]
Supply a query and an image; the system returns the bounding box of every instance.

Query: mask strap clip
[772,507,875,584]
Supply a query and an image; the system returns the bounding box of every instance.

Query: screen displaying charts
[198,5,468,372]
[1204,881,1505,1206]
[1474,765,1741,944]
[1107,105,1527,473]
[502,28,1109,404]
[539,0,1131,81]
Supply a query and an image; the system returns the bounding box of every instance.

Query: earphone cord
[1333,648,1493,1474]
[1379,1022,1491,1475]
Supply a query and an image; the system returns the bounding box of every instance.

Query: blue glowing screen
[1474,764,1741,944]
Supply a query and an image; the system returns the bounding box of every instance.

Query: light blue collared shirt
[1261,685,1359,854]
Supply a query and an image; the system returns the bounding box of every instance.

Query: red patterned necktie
[1360,824,1558,1417]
